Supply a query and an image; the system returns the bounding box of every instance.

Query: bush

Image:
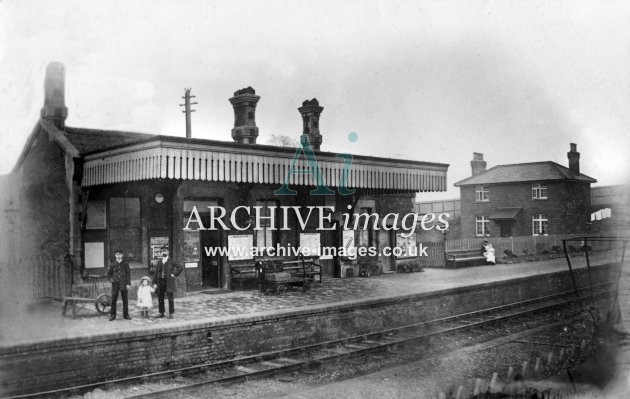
[542,250,550,255]
[397,263,424,273]
[551,245,561,253]
[521,249,529,256]
[580,245,593,252]
[503,249,517,258]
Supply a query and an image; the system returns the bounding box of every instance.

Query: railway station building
[9,62,449,293]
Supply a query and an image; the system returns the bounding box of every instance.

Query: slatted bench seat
[230,257,286,290]
[230,256,323,290]
[445,248,488,268]
[283,257,322,284]
[230,264,259,290]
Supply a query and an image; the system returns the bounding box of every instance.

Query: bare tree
[267,134,299,148]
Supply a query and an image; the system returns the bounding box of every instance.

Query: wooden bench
[230,263,259,290]
[445,248,488,268]
[283,256,322,284]
[230,256,322,290]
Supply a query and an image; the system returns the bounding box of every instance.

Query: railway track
[426,314,608,398]
[5,282,615,399]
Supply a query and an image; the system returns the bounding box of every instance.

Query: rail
[3,281,614,399]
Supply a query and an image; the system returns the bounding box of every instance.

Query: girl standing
[137,276,155,318]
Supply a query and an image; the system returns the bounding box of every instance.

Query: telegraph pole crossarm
[179,88,197,138]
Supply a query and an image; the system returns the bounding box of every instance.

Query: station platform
[0,252,617,347]
[0,252,622,397]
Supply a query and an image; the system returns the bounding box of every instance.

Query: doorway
[499,221,513,237]
[201,230,221,288]
[378,230,395,273]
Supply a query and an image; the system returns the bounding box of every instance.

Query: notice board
[150,237,170,260]
[227,234,253,261]
[183,231,200,262]
[395,233,417,258]
[85,242,105,269]
[299,233,321,256]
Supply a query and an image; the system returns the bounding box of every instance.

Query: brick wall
[17,127,71,258]
[0,263,616,396]
[460,181,592,238]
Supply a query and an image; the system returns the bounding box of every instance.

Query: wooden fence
[417,241,446,268]
[445,235,616,257]
[420,235,619,268]
[0,254,71,302]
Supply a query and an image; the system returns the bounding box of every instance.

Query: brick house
[8,62,449,293]
[454,146,596,238]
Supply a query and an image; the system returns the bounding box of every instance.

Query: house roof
[12,118,448,192]
[67,125,449,169]
[64,127,155,154]
[454,161,596,186]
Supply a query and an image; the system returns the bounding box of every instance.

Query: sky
[1,0,629,200]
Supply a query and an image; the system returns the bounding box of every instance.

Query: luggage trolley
[256,256,319,295]
[62,274,112,318]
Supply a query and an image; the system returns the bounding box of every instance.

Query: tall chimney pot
[229,87,260,144]
[41,61,68,129]
[298,98,324,151]
[471,152,486,176]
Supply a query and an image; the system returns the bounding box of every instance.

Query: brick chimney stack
[229,87,260,144]
[470,152,486,176]
[568,143,580,174]
[298,98,323,151]
[41,61,68,129]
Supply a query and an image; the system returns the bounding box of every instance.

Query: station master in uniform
[107,249,131,321]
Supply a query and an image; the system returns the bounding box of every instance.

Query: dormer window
[532,183,548,199]
[475,185,489,202]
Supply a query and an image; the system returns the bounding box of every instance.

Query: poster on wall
[150,237,170,259]
[84,242,105,269]
[342,229,355,253]
[227,234,253,261]
[85,201,106,229]
[395,233,417,258]
[183,231,200,262]
[299,233,320,256]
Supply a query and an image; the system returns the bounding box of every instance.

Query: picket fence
[0,254,71,301]
[418,235,618,268]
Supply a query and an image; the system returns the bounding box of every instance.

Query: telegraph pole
[180,88,197,138]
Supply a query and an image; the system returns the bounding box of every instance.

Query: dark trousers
[157,279,174,314]
[110,282,129,317]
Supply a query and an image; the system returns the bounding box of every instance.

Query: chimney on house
[470,152,486,176]
[568,143,580,174]
[298,98,323,151]
[229,87,260,144]
[41,61,68,129]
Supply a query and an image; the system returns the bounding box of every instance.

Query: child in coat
[137,276,155,318]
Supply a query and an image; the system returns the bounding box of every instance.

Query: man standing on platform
[107,249,131,321]
[153,248,183,319]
